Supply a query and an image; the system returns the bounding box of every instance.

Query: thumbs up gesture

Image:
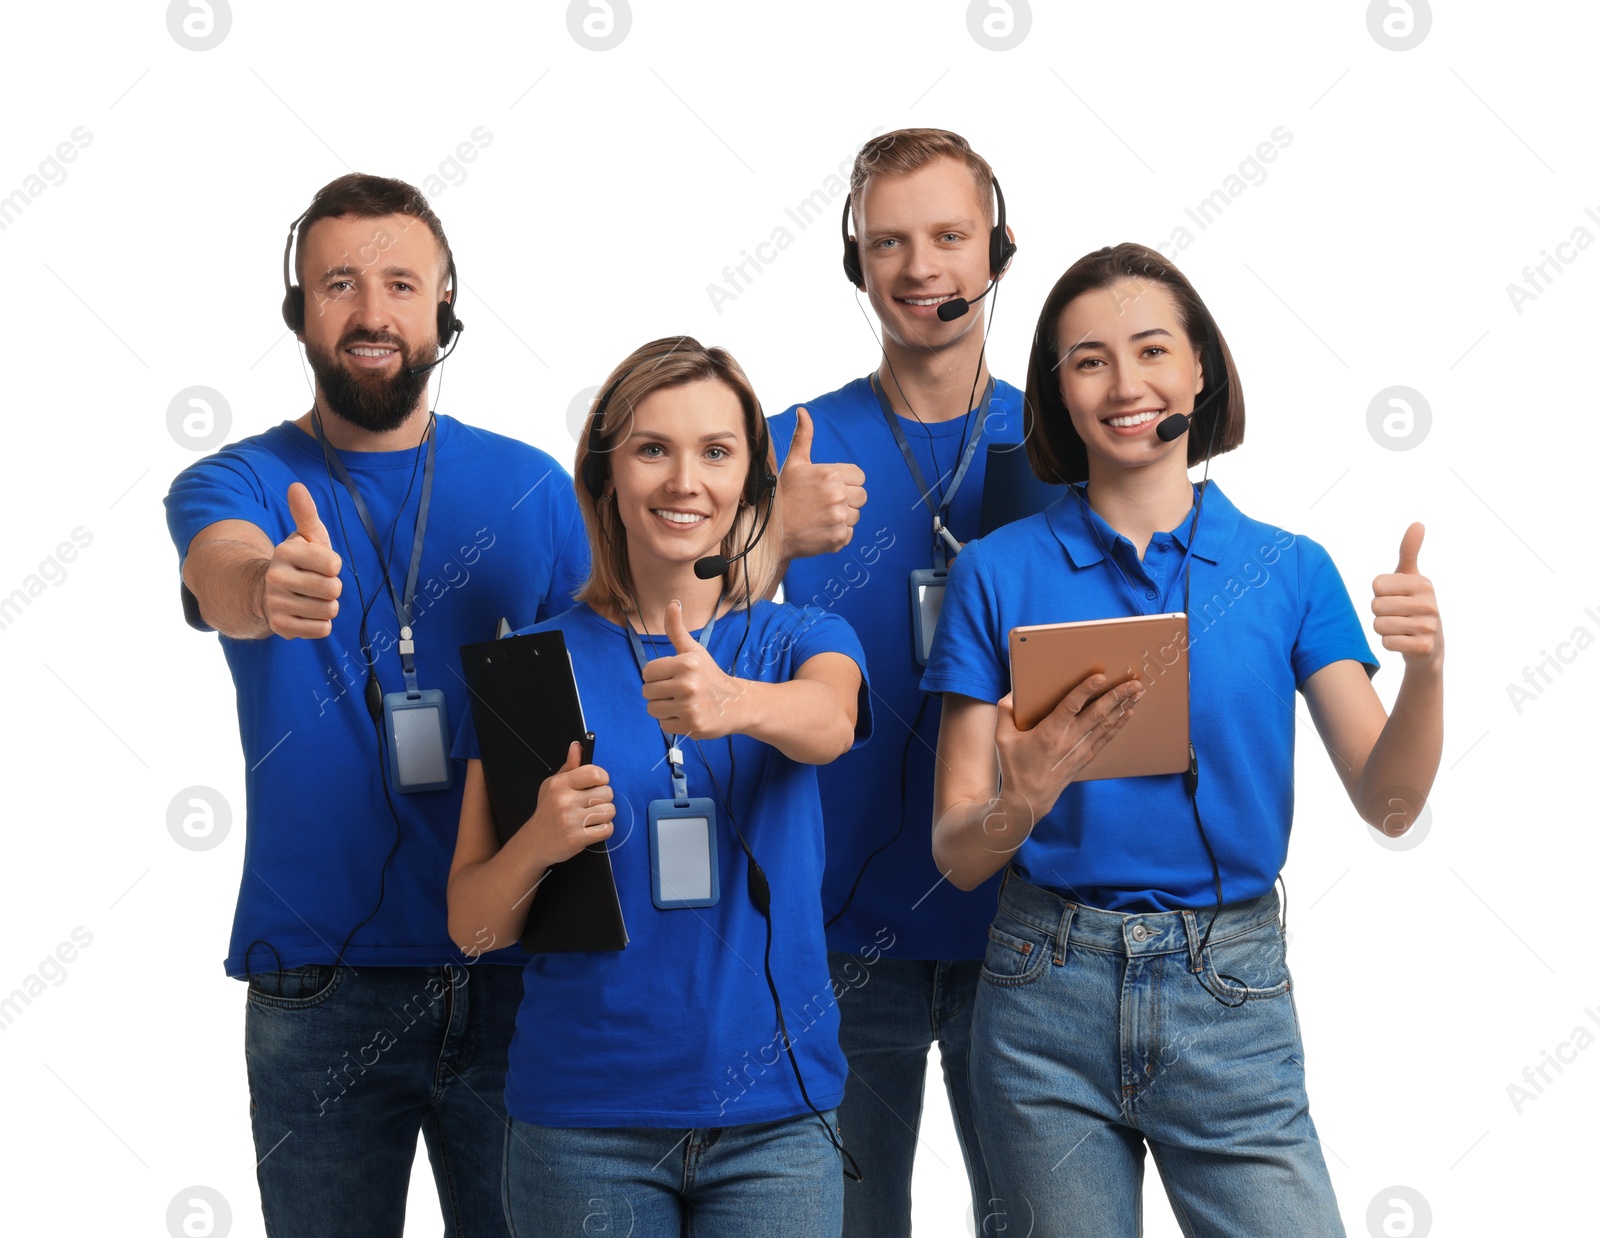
[1371,522,1443,672]
[779,407,868,560]
[640,600,744,738]
[262,482,344,639]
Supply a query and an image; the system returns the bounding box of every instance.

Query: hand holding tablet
[1007,613,1192,781]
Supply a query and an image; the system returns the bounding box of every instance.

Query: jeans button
[1130,924,1149,942]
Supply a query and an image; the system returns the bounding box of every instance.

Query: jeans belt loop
[1181,909,1204,973]
[1053,903,1076,966]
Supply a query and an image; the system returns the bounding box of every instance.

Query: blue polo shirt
[455,600,872,1128]
[921,483,1377,912]
[770,375,1025,961]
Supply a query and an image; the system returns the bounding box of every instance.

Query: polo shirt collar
[1044,480,1241,567]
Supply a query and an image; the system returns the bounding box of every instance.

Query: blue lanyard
[313,413,436,692]
[624,608,719,807]
[870,374,995,569]
[1069,484,1202,617]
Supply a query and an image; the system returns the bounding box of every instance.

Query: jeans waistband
[995,868,1281,966]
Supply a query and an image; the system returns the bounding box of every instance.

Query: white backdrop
[0,2,1591,1235]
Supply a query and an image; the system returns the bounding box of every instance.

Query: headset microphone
[1156,412,1190,442]
[405,323,464,379]
[694,472,777,579]
[1155,354,1229,442]
[936,281,998,323]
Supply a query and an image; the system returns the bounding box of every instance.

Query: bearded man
[164,173,588,1237]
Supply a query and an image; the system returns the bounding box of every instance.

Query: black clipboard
[458,630,628,953]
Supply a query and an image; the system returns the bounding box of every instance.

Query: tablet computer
[1007,613,1190,781]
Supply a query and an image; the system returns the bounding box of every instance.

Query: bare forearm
[183,541,272,639]
[726,677,854,764]
[447,827,553,955]
[1355,664,1444,829]
[933,790,1035,891]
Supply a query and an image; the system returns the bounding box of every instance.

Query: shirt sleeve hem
[918,675,1006,704]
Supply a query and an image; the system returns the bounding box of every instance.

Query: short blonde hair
[573,336,784,616]
[849,128,998,232]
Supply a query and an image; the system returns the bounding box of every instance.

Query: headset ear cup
[842,240,863,288]
[582,409,607,501]
[991,231,1017,279]
[987,177,1015,279]
[747,414,774,506]
[435,301,457,347]
[839,198,864,288]
[582,385,616,502]
[581,455,603,502]
[744,466,771,507]
[281,287,304,334]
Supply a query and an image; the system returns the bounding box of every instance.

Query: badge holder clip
[383,625,453,792]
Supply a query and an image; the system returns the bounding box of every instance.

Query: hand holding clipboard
[459,631,628,952]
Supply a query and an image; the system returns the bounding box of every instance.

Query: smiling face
[297,211,449,434]
[855,156,998,352]
[1055,278,1206,475]
[606,378,751,574]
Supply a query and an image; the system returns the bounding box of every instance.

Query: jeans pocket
[245,964,343,1010]
[1199,921,1291,1002]
[978,923,1048,987]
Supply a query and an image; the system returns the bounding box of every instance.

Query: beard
[306,329,434,435]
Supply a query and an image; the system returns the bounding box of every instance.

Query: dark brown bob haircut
[573,336,783,615]
[1024,242,1245,486]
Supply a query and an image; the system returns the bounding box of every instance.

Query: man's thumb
[665,600,698,655]
[787,407,814,468]
[1396,522,1424,575]
[288,483,331,549]
[560,739,582,773]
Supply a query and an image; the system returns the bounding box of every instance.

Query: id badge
[383,689,454,792]
[909,568,949,667]
[647,797,720,909]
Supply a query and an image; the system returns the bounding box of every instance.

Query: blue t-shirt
[454,600,871,1128]
[920,483,1378,912]
[769,375,1024,961]
[164,416,589,976]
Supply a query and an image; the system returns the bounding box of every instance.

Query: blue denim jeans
[503,1111,843,1237]
[970,873,1345,1238]
[244,962,523,1237]
[825,953,991,1237]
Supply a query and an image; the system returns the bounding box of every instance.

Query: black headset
[280,208,462,348]
[840,175,1016,289]
[580,361,775,509]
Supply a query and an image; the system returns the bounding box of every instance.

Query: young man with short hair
[769,128,1025,1236]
